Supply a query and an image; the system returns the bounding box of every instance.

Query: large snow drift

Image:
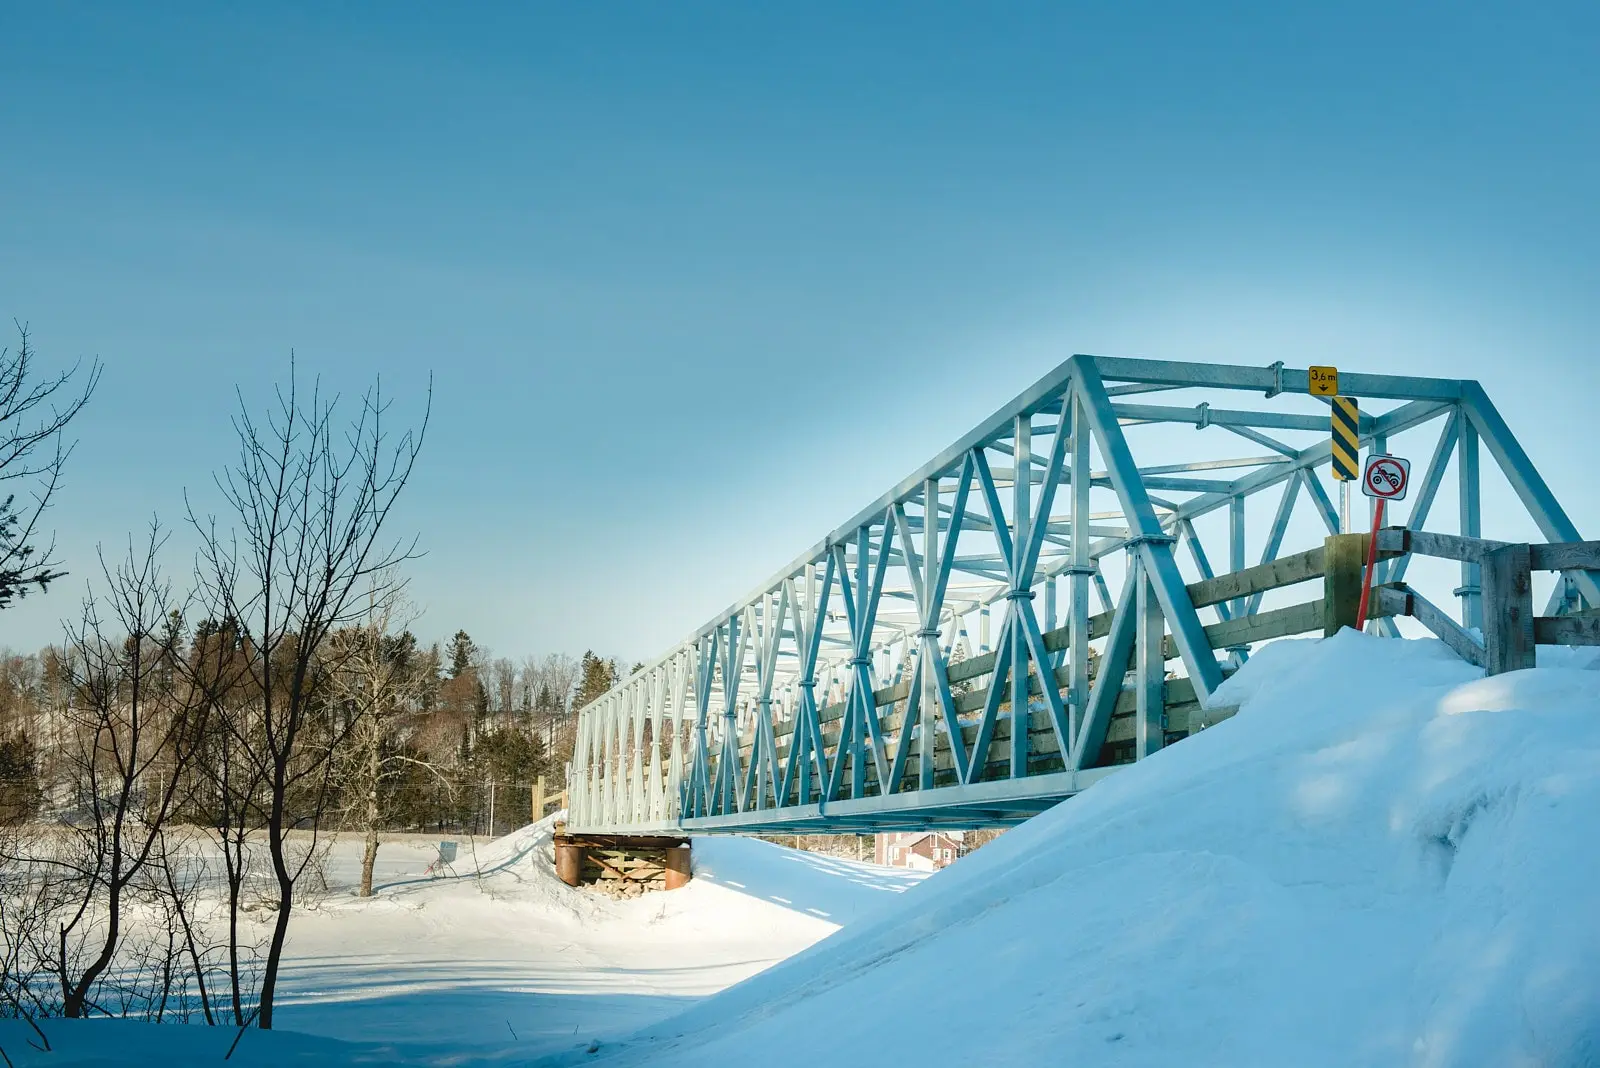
[564,633,1600,1068]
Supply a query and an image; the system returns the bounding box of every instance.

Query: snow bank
[568,632,1600,1068]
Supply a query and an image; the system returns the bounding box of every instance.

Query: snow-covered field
[5,632,1598,1067]
[0,818,922,1066]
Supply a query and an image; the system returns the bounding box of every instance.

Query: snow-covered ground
[274,825,919,1058]
[558,634,1600,1068]
[0,817,922,1066]
[6,632,1599,1066]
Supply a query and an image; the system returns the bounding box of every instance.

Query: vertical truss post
[666,653,689,819]
[1458,415,1483,631]
[1228,495,1246,618]
[890,457,972,791]
[609,697,622,821]
[780,558,833,809]
[688,634,715,818]
[921,478,941,789]
[1010,415,1032,779]
[711,614,745,816]
[1134,557,1165,760]
[646,668,664,819]
[1368,429,1388,534]
[570,721,585,825]
[1226,494,1249,664]
[629,684,646,822]
[1068,391,1092,741]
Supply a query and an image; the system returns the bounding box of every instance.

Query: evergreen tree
[0,730,41,824]
[572,650,616,712]
[447,630,476,678]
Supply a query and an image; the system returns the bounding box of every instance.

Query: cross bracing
[566,356,1593,835]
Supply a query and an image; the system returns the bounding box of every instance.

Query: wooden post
[532,775,545,822]
[1323,533,1367,636]
[1482,543,1535,675]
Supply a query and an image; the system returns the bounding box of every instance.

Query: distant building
[875,830,965,872]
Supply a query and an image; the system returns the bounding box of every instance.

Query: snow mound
[568,632,1600,1068]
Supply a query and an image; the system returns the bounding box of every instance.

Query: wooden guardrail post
[533,775,545,822]
[1323,534,1367,636]
[1482,543,1535,674]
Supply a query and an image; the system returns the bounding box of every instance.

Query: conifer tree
[572,650,616,712]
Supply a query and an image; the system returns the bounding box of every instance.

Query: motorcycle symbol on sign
[1361,455,1411,501]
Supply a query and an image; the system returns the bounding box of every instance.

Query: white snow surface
[0,815,922,1065]
[7,632,1600,1066]
[566,632,1600,1068]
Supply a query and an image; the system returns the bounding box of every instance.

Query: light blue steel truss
[566,357,1593,835]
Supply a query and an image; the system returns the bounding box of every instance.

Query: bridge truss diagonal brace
[1073,357,1226,704]
[1460,384,1600,611]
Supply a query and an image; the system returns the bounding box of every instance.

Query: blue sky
[1,2,1596,662]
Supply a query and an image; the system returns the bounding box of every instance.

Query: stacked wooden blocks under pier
[553,826,692,896]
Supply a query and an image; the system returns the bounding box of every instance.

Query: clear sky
[1,2,1596,664]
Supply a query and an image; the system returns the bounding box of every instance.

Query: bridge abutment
[553,827,692,894]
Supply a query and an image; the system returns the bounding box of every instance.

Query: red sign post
[1355,454,1410,631]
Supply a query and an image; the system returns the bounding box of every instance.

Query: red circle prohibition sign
[1365,458,1407,499]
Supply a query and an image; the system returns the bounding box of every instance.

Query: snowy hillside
[560,633,1600,1068]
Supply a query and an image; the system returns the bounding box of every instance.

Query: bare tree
[518,655,542,717]
[0,324,101,609]
[189,363,428,1029]
[186,619,269,1027]
[538,653,579,753]
[42,526,208,1018]
[489,658,516,719]
[327,588,438,897]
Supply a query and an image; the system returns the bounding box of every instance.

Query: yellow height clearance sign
[1331,396,1360,481]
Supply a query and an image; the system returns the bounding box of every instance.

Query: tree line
[0,325,629,1040]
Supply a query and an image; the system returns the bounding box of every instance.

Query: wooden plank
[1196,599,1325,651]
[1372,584,1412,621]
[1406,585,1486,668]
[1185,544,1326,609]
[1529,541,1600,572]
[1535,615,1600,646]
[1482,543,1535,675]
[1375,528,1507,563]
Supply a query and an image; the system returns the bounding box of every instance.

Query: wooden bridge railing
[1370,528,1600,674]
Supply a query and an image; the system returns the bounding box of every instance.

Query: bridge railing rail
[1371,529,1600,674]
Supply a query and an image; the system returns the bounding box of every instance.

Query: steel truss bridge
[566,357,1594,836]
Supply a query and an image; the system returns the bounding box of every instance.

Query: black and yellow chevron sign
[1331,396,1360,481]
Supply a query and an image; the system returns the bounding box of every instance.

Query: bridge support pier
[553,830,693,894]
